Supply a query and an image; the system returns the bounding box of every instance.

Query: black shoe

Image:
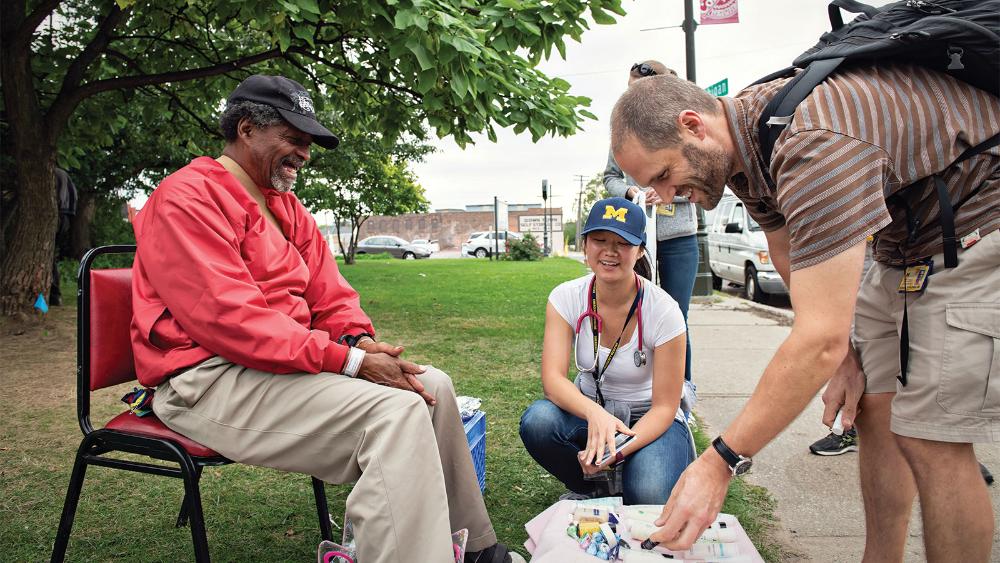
[809,428,858,456]
[981,462,994,486]
[465,542,524,563]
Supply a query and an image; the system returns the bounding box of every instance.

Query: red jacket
[131,157,374,387]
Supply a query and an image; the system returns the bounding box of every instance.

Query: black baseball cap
[227,75,339,149]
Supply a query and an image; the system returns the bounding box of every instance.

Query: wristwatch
[711,436,752,476]
[338,332,374,348]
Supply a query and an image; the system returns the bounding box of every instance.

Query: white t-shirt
[549,274,686,402]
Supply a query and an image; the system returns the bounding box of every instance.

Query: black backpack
[753,0,1000,269]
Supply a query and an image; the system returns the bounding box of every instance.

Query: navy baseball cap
[582,197,646,245]
[227,75,339,149]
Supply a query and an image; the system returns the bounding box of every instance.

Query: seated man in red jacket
[131,74,520,563]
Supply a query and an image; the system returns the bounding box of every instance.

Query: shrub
[506,233,543,261]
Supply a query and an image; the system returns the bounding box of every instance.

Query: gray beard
[270,170,294,192]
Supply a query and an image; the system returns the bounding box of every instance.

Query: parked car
[356,236,432,259]
[462,231,524,258]
[410,238,440,253]
[707,194,788,303]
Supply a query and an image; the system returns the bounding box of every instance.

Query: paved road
[689,295,1000,561]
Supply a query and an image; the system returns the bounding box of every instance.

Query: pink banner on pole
[700,0,739,25]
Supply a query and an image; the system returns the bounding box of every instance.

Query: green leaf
[277,0,300,14]
[450,73,469,99]
[515,20,541,36]
[276,27,292,51]
[394,9,415,29]
[407,41,434,71]
[296,0,321,15]
[579,109,598,120]
[590,6,617,25]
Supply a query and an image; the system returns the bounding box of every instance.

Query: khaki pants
[154,357,496,563]
[854,228,1000,443]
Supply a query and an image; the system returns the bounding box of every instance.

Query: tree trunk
[0,158,58,315]
[1,25,58,316]
[334,216,352,264]
[71,190,98,259]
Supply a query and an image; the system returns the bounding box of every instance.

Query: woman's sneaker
[809,428,858,456]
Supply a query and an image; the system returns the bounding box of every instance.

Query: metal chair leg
[178,456,211,562]
[50,445,90,563]
[312,477,334,541]
[176,465,203,528]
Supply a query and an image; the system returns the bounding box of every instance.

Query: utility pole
[573,174,587,251]
[683,0,715,297]
[541,179,549,256]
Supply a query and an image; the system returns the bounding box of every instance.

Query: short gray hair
[610,74,720,153]
[219,100,284,141]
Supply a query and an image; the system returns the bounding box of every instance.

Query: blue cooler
[463,411,487,492]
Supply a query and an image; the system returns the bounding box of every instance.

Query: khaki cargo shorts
[853,228,1000,443]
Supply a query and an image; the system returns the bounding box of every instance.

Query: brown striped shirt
[722,63,999,270]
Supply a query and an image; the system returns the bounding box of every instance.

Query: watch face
[733,459,752,476]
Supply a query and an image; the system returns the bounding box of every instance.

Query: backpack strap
[756,57,846,187]
[828,0,879,30]
[934,132,1000,268]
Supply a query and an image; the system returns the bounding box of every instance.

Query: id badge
[656,204,676,217]
[897,260,932,293]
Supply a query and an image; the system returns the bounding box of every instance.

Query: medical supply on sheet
[682,542,741,558]
[567,499,627,560]
[575,505,611,523]
[456,396,482,421]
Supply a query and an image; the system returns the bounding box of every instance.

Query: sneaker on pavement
[981,462,994,486]
[809,428,858,456]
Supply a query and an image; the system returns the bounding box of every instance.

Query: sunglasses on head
[631,63,658,77]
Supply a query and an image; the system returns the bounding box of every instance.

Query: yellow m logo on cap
[603,205,628,223]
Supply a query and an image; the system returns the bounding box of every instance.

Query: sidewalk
[688,294,1000,562]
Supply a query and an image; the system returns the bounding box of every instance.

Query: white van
[707,194,788,303]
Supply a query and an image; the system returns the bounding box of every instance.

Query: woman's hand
[581,405,635,470]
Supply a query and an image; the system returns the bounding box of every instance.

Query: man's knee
[420,366,456,398]
[856,393,893,436]
[895,435,976,474]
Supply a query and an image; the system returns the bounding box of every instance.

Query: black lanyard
[590,276,642,406]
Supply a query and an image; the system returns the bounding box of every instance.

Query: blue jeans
[656,235,699,382]
[519,399,694,505]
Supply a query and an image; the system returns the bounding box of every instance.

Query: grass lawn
[0,257,782,561]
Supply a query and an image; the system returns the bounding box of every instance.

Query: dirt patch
[737,303,794,327]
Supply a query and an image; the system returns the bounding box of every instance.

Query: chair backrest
[86,268,136,390]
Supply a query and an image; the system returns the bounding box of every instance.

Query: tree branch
[46,46,286,139]
[57,4,128,104]
[10,0,62,49]
[297,50,422,99]
[105,49,220,138]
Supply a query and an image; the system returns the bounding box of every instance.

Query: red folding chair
[51,245,334,562]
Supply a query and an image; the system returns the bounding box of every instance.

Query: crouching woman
[519,197,694,504]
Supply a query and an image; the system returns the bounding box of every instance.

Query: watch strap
[338,332,374,348]
[712,436,745,473]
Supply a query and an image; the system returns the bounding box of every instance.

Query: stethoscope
[574,273,646,405]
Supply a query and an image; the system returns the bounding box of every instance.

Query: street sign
[706,78,728,97]
[519,214,562,233]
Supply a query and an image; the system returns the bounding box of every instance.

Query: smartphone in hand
[597,432,636,466]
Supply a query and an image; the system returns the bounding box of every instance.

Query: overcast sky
[413,0,890,213]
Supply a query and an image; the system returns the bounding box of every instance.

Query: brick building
[327,207,565,254]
